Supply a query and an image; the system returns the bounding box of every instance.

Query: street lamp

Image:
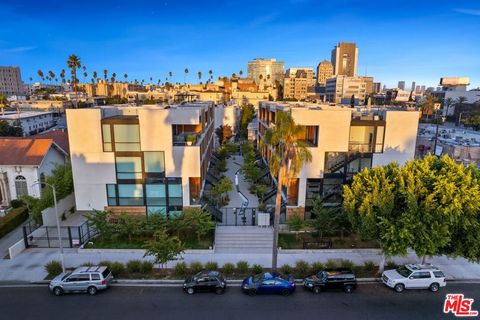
[433,109,446,156]
[31,181,65,273]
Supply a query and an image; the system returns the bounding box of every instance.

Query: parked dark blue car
[242,272,296,296]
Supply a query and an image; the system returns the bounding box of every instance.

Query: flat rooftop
[418,123,480,147]
[261,101,415,112]
[0,111,53,120]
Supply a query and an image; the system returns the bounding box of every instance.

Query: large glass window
[113,124,140,151]
[15,175,28,198]
[349,125,384,153]
[118,184,144,206]
[144,152,165,175]
[106,184,117,205]
[145,184,166,205]
[102,124,112,151]
[189,177,201,205]
[168,181,183,206]
[116,156,142,180]
[297,126,319,147]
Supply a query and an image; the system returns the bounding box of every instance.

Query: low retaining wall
[8,238,26,259]
[78,248,215,254]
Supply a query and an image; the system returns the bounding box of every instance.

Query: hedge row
[0,207,29,238]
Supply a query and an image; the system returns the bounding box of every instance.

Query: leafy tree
[286,212,306,239]
[212,176,233,207]
[310,198,346,238]
[0,120,23,137]
[238,104,255,138]
[462,114,480,131]
[179,207,215,241]
[143,229,184,268]
[114,213,142,242]
[215,125,233,145]
[84,210,114,241]
[262,111,312,270]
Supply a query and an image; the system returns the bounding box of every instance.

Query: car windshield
[316,271,327,280]
[396,266,411,277]
[61,272,72,280]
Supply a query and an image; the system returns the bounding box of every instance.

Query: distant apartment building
[359,76,374,95]
[316,60,334,85]
[67,102,224,216]
[372,82,382,93]
[257,102,420,219]
[331,42,358,77]
[0,111,55,136]
[397,81,406,90]
[247,58,285,87]
[430,77,480,116]
[283,68,315,101]
[325,76,366,105]
[411,81,416,92]
[0,66,24,97]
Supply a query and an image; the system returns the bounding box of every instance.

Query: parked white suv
[382,264,446,293]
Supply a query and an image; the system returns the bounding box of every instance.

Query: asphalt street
[0,283,478,320]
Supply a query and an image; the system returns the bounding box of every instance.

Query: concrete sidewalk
[1,247,479,282]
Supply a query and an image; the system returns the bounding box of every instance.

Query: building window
[15,175,28,198]
[349,125,384,153]
[117,184,144,206]
[106,184,117,206]
[168,180,183,206]
[297,125,319,147]
[116,156,143,180]
[144,152,165,177]
[102,123,140,152]
[189,177,201,205]
[102,124,112,151]
[145,184,166,206]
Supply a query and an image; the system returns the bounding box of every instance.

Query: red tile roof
[0,138,56,166]
[32,129,69,154]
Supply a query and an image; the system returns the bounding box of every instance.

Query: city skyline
[0,0,479,88]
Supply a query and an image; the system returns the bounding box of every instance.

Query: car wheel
[344,285,353,294]
[313,286,321,294]
[429,283,439,292]
[186,288,195,295]
[394,284,404,293]
[281,289,291,296]
[215,287,224,295]
[87,286,97,296]
[248,289,257,296]
[53,287,63,296]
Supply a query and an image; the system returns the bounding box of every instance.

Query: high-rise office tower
[331,42,358,77]
[411,81,416,92]
[398,81,405,90]
[247,58,285,87]
[316,60,334,85]
[0,66,24,96]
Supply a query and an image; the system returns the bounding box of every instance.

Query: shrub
[236,260,249,274]
[363,261,376,273]
[310,262,325,273]
[281,264,293,275]
[295,260,310,278]
[174,262,188,277]
[110,262,125,276]
[222,263,235,276]
[386,261,398,270]
[45,260,62,277]
[251,264,263,274]
[99,261,113,269]
[325,259,338,269]
[205,261,218,270]
[190,261,204,274]
[0,207,29,238]
[10,199,24,208]
[140,261,154,274]
[126,260,142,273]
[339,259,355,270]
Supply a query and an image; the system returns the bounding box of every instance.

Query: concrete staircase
[214,226,274,253]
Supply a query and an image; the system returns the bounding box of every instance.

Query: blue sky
[0,0,479,88]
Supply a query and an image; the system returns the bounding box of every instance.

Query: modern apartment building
[257,101,420,219]
[67,102,218,217]
[283,68,315,101]
[316,61,334,86]
[331,43,358,77]
[247,58,285,87]
[325,75,367,105]
[0,111,55,136]
[0,66,25,97]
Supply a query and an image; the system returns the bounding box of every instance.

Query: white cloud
[454,8,480,16]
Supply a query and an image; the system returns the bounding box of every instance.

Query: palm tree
[197,71,202,83]
[443,97,454,119]
[262,111,312,270]
[60,69,66,84]
[83,72,88,84]
[420,95,438,120]
[67,54,82,108]
[456,96,467,105]
[184,68,189,84]
[0,93,8,115]
[112,73,117,83]
[37,70,44,81]
[208,70,213,79]
[93,71,98,83]
[48,71,55,83]
[103,69,108,81]
[239,70,243,77]
[232,73,237,79]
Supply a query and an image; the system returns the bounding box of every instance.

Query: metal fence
[23,220,97,249]
[217,207,262,226]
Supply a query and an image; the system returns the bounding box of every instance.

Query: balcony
[173,132,199,146]
[348,142,383,153]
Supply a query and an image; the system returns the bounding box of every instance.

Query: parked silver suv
[49,266,113,296]
[382,264,446,293]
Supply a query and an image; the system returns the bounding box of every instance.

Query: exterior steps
[214,226,274,253]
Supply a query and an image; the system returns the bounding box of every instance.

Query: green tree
[420,95,438,120]
[238,104,255,138]
[262,111,312,270]
[0,120,23,137]
[84,210,114,241]
[114,213,142,242]
[143,229,184,268]
[286,212,306,239]
[67,54,82,108]
[310,198,345,238]
[212,176,233,207]
[180,207,215,241]
[462,114,480,131]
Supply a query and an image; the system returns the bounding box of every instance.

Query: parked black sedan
[183,271,227,295]
[303,269,357,293]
